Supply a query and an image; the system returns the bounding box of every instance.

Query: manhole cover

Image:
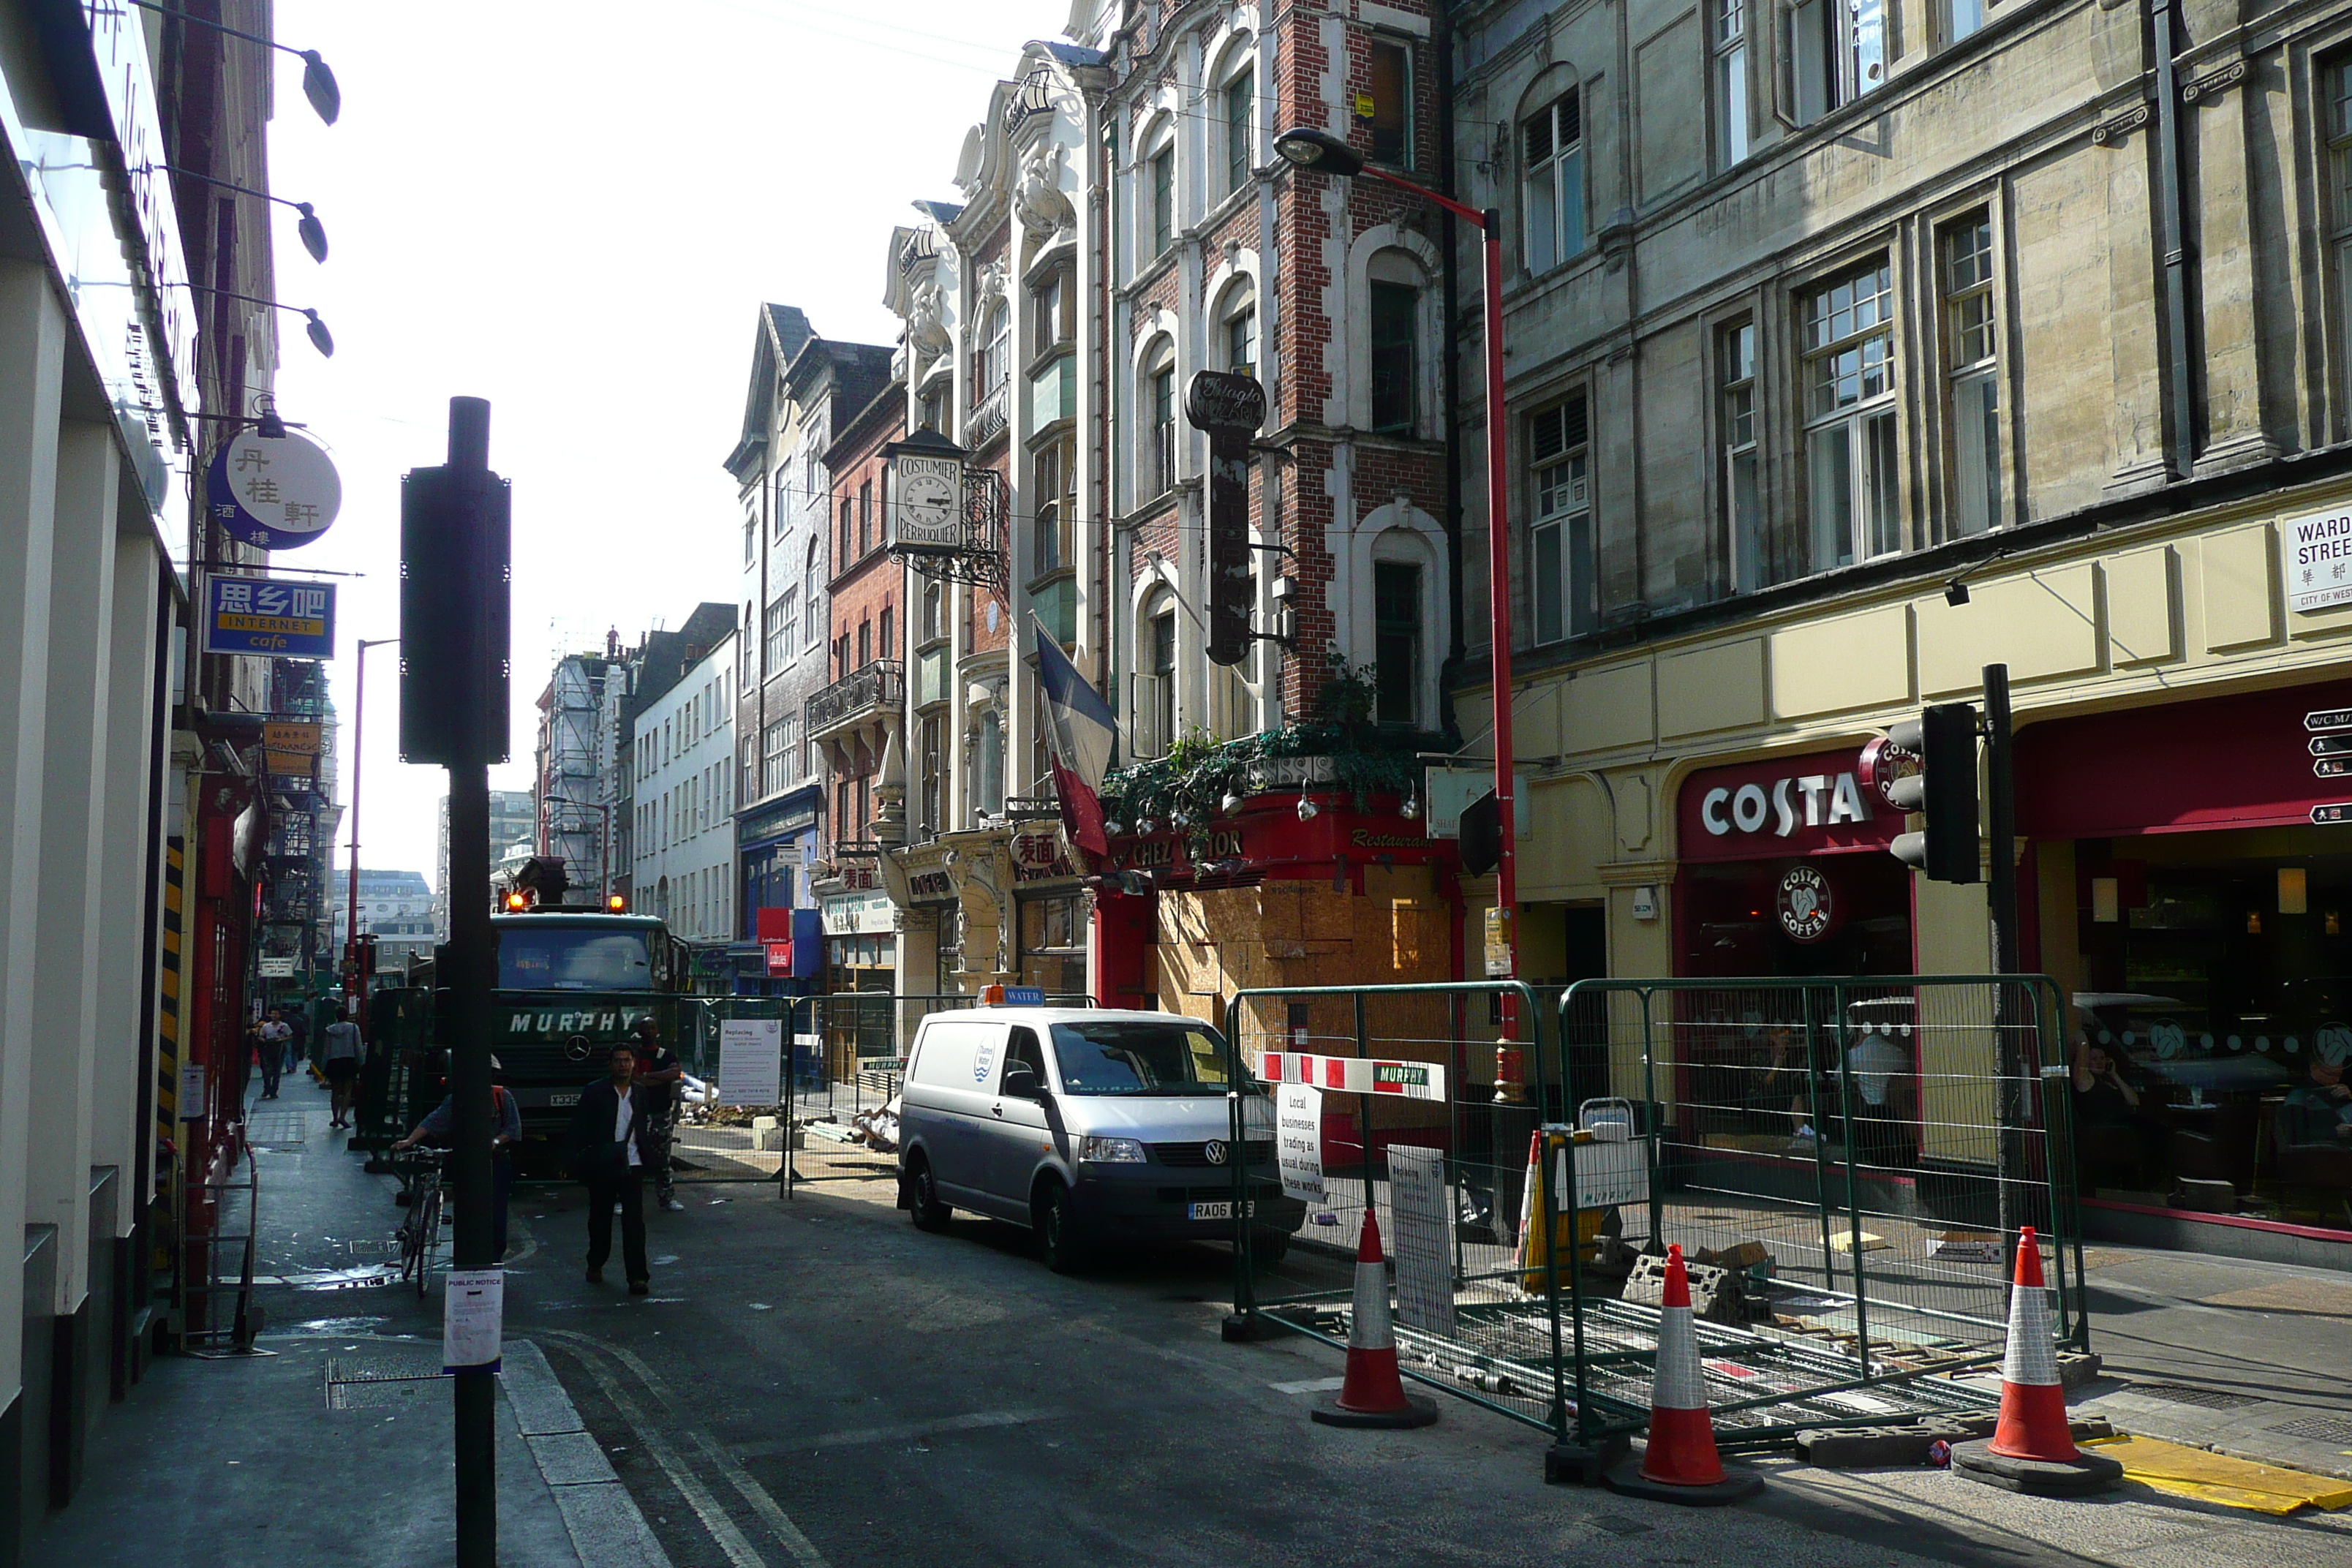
[2267,1414,2352,1443]
[2135,1382,2265,1410]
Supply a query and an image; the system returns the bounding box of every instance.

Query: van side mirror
[1000,1063,1040,1100]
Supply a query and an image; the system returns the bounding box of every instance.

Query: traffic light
[399,399,511,767]
[1886,704,1980,883]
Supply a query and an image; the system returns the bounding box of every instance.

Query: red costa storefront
[1675,748,1914,979]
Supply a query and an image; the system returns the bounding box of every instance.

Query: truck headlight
[1079,1136,1146,1164]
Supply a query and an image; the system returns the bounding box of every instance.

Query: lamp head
[301,51,342,124]
[302,309,334,358]
[1944,578,1970,608]
[295,204,328,263]
[1273,127,1364,179]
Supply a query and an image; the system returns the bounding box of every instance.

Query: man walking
[259,1009,292,1098]
[568,1044,655,1294]
[320,1010,364,1130]
[629,1015,687,1213]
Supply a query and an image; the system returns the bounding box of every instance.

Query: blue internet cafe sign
[202,576,335,659]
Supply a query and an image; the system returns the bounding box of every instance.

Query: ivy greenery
[1101,656,1449,829]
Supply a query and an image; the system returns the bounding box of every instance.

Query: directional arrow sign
[2315,803,2352,824]
[2312,735,2352,756]
[2308,707,2352,733]
[2318,758,2352,778]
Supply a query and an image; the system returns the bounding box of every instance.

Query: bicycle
[392,1148,448,1298]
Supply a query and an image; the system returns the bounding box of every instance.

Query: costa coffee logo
[1697,771,1875,839]
[1777,865,1834,943]
[1858,734,1923,812]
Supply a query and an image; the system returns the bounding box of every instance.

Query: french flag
[1030,612,1115,859]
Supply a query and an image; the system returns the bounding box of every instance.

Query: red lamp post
[344,636,398,1001]
[1273,127,1522,1016]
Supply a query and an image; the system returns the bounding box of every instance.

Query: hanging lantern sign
[206,426,343,550]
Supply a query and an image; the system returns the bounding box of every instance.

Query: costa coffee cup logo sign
[1858,734,1923,812]
[1698,770,1875,838]
[1777,864,1835,943]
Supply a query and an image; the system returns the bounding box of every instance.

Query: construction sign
[1255,1050,1445,1101]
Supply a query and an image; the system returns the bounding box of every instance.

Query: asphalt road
[484,1170,2352,1568]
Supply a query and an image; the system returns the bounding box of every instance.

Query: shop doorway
[1679,855,1913,980]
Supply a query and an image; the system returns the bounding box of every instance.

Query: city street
[37,1083,2352,1568]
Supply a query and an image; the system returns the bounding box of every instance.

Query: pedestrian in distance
[284,1005,310,1072]
[248,1017,279,1101]
[392,1060,521,1259]
[260,1009,292,1096]
[320,1011,364,1130]
[568,1044,656,1295]
[629,1015,687,1213]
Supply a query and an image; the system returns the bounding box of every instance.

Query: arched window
[1217,283,1258,382]
[974,301,1011,405]
[1137,590,1178,758]
[976,710,1006,821]
[1220,53,1255,197]
[1143,339,1177,495]
[1366,252,1422,434]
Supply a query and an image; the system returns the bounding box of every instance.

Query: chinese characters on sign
[202,576,335,658]
[2282,508,2352,614]
[204,426,343,551]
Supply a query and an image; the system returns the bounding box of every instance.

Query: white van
[894,1006,1304,1272]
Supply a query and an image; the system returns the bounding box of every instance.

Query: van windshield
[1050,1021,1233,1096]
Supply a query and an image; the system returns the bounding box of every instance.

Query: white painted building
[633,630,738,941]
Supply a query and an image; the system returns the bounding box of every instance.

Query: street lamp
[344,638,399,991]
[541,794,614,905]
[159,165,329,262]
[186,284,335,356]
[1273,125,1523,1006]
[128,2,342,124]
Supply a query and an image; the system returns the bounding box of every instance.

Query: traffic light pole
[1982,663,2025,1271]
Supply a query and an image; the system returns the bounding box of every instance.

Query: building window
[1714,0,1750,167]
[1365,40,1412,167]
[762,718,788,798]
[858,479,874,557]
[838,500,853,573]
[804,542,822,644]
[1034,437,1074,574]
[1368,279,1418,434]
[1224,64,1254,195]
[1948,0,1986,44]
[764,598,790,677]
[1145,607,1177,757]
[1032,268,1074,350]
[1942,214,2002,539]
[1149,356,1177,495]
[976,710,1006,819]
[1803,257,1901,570]
[1529,396,1594,644]
[1523,91,1585,274]
[834,632,851,679]
[879,604,894,661]
[779,588,798,657]
[921,579,944,642]
[1373,561,1422,726]
[741,601,756,682]
[975,302,1010,408]
[742,507,756,565]
[919,714,943,836]
[919,385,946,433]
[1150,143,1175,257]
[1224,292,1257,382]
[1790,0,1888,124]
[1720,323,1763,589]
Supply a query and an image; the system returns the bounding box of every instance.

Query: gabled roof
[726,304,816,477]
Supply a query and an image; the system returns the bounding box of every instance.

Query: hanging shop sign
[1186,370,1265,668]
[820,890,897,935]
[202,576,334,658]
[1776,864,1836,943]
[206,426,342,550]
[1678,750,1902,862]
[1011,825,1084,885]
[2281,505,2352,614]
[885,429,969,554]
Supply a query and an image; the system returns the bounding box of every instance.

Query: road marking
[563,1332,834,1568]
[1270,1377,1346,1395]
[541,1330,829,1568]
[734,1407,1063,1458]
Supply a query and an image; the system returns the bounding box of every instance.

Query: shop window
[1715,0,1751,167]
[1529,395,1594,643]
[1373,561,1422,727]
[1523,89,1585,274]
[1224,62,1255,196]
[1802,257,1900,570]
[1788,0,1887,125]
[1942,212,2002,539]
[1365,39,1413,167]
[1368,277,1418,434]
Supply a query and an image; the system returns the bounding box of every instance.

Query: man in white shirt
[567,1044,654,1293]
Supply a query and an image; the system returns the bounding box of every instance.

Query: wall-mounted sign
[202,576,334,658]
[2282,506,2352,614]
[258,956,297,978]
[1678,751,1900,862]
[263,721,322,757]
[819,890,897,935]
[206,426,342,550]
[886,430,968,554]
[1186,372,1265,668]
[1776,864,1836,943]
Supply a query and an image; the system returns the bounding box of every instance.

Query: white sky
[261,0,1074,892]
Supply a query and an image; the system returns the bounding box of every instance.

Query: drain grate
[327,1354,446,1384]
[328,1379,450,1411]
[2267,1414,2352,1444]
[2134,1382,2266,1410]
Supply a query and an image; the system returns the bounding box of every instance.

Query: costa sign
[1678,750,1903,863]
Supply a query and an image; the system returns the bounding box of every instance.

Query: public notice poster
[717,1018,784,1107]
[1275,1082,1323,1203]
[1388,1145,1455,1338]
[442,1270,503,1373]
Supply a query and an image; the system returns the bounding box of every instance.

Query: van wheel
[1036,1180,1084,1275]
[906,1156,951,1232]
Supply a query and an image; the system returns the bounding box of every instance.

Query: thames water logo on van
[973,1037,998,1083]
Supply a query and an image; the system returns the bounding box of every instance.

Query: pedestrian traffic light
[399,399,510,767]
[1885,704,1980,883]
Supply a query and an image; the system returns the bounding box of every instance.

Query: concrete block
[1623,1252,1743,1324]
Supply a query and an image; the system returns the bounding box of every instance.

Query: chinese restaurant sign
[206,427,342,551]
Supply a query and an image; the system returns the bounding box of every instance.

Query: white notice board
[717,1019,784,1107]
[1387,1145,1454,1337]
[1275,1083,1323,1203]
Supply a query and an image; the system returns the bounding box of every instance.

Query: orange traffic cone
[1952,1226,2121,1496]
[1311,1206,1437,1429]
[1602,1245,1761,1504]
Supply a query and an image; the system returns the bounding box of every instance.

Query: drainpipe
[2149,0,2198,479]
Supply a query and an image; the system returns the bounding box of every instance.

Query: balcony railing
[966,383,1009,450]
[806,659,905,739]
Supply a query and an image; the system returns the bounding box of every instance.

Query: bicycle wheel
[395,1189,423,1284]
[415,1184,442,1299]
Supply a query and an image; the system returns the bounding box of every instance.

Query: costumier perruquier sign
[1186,371,1264,669]
[206,426,342,551]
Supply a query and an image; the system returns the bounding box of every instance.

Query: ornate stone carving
[1014,137,1075,240]
[908,277,950,356]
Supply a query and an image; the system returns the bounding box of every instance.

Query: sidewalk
[29,1077,667,1567]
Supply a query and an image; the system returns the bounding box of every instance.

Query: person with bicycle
[391,1059,521,1260]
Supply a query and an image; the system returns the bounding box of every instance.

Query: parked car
[895,1005,1303,1271]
